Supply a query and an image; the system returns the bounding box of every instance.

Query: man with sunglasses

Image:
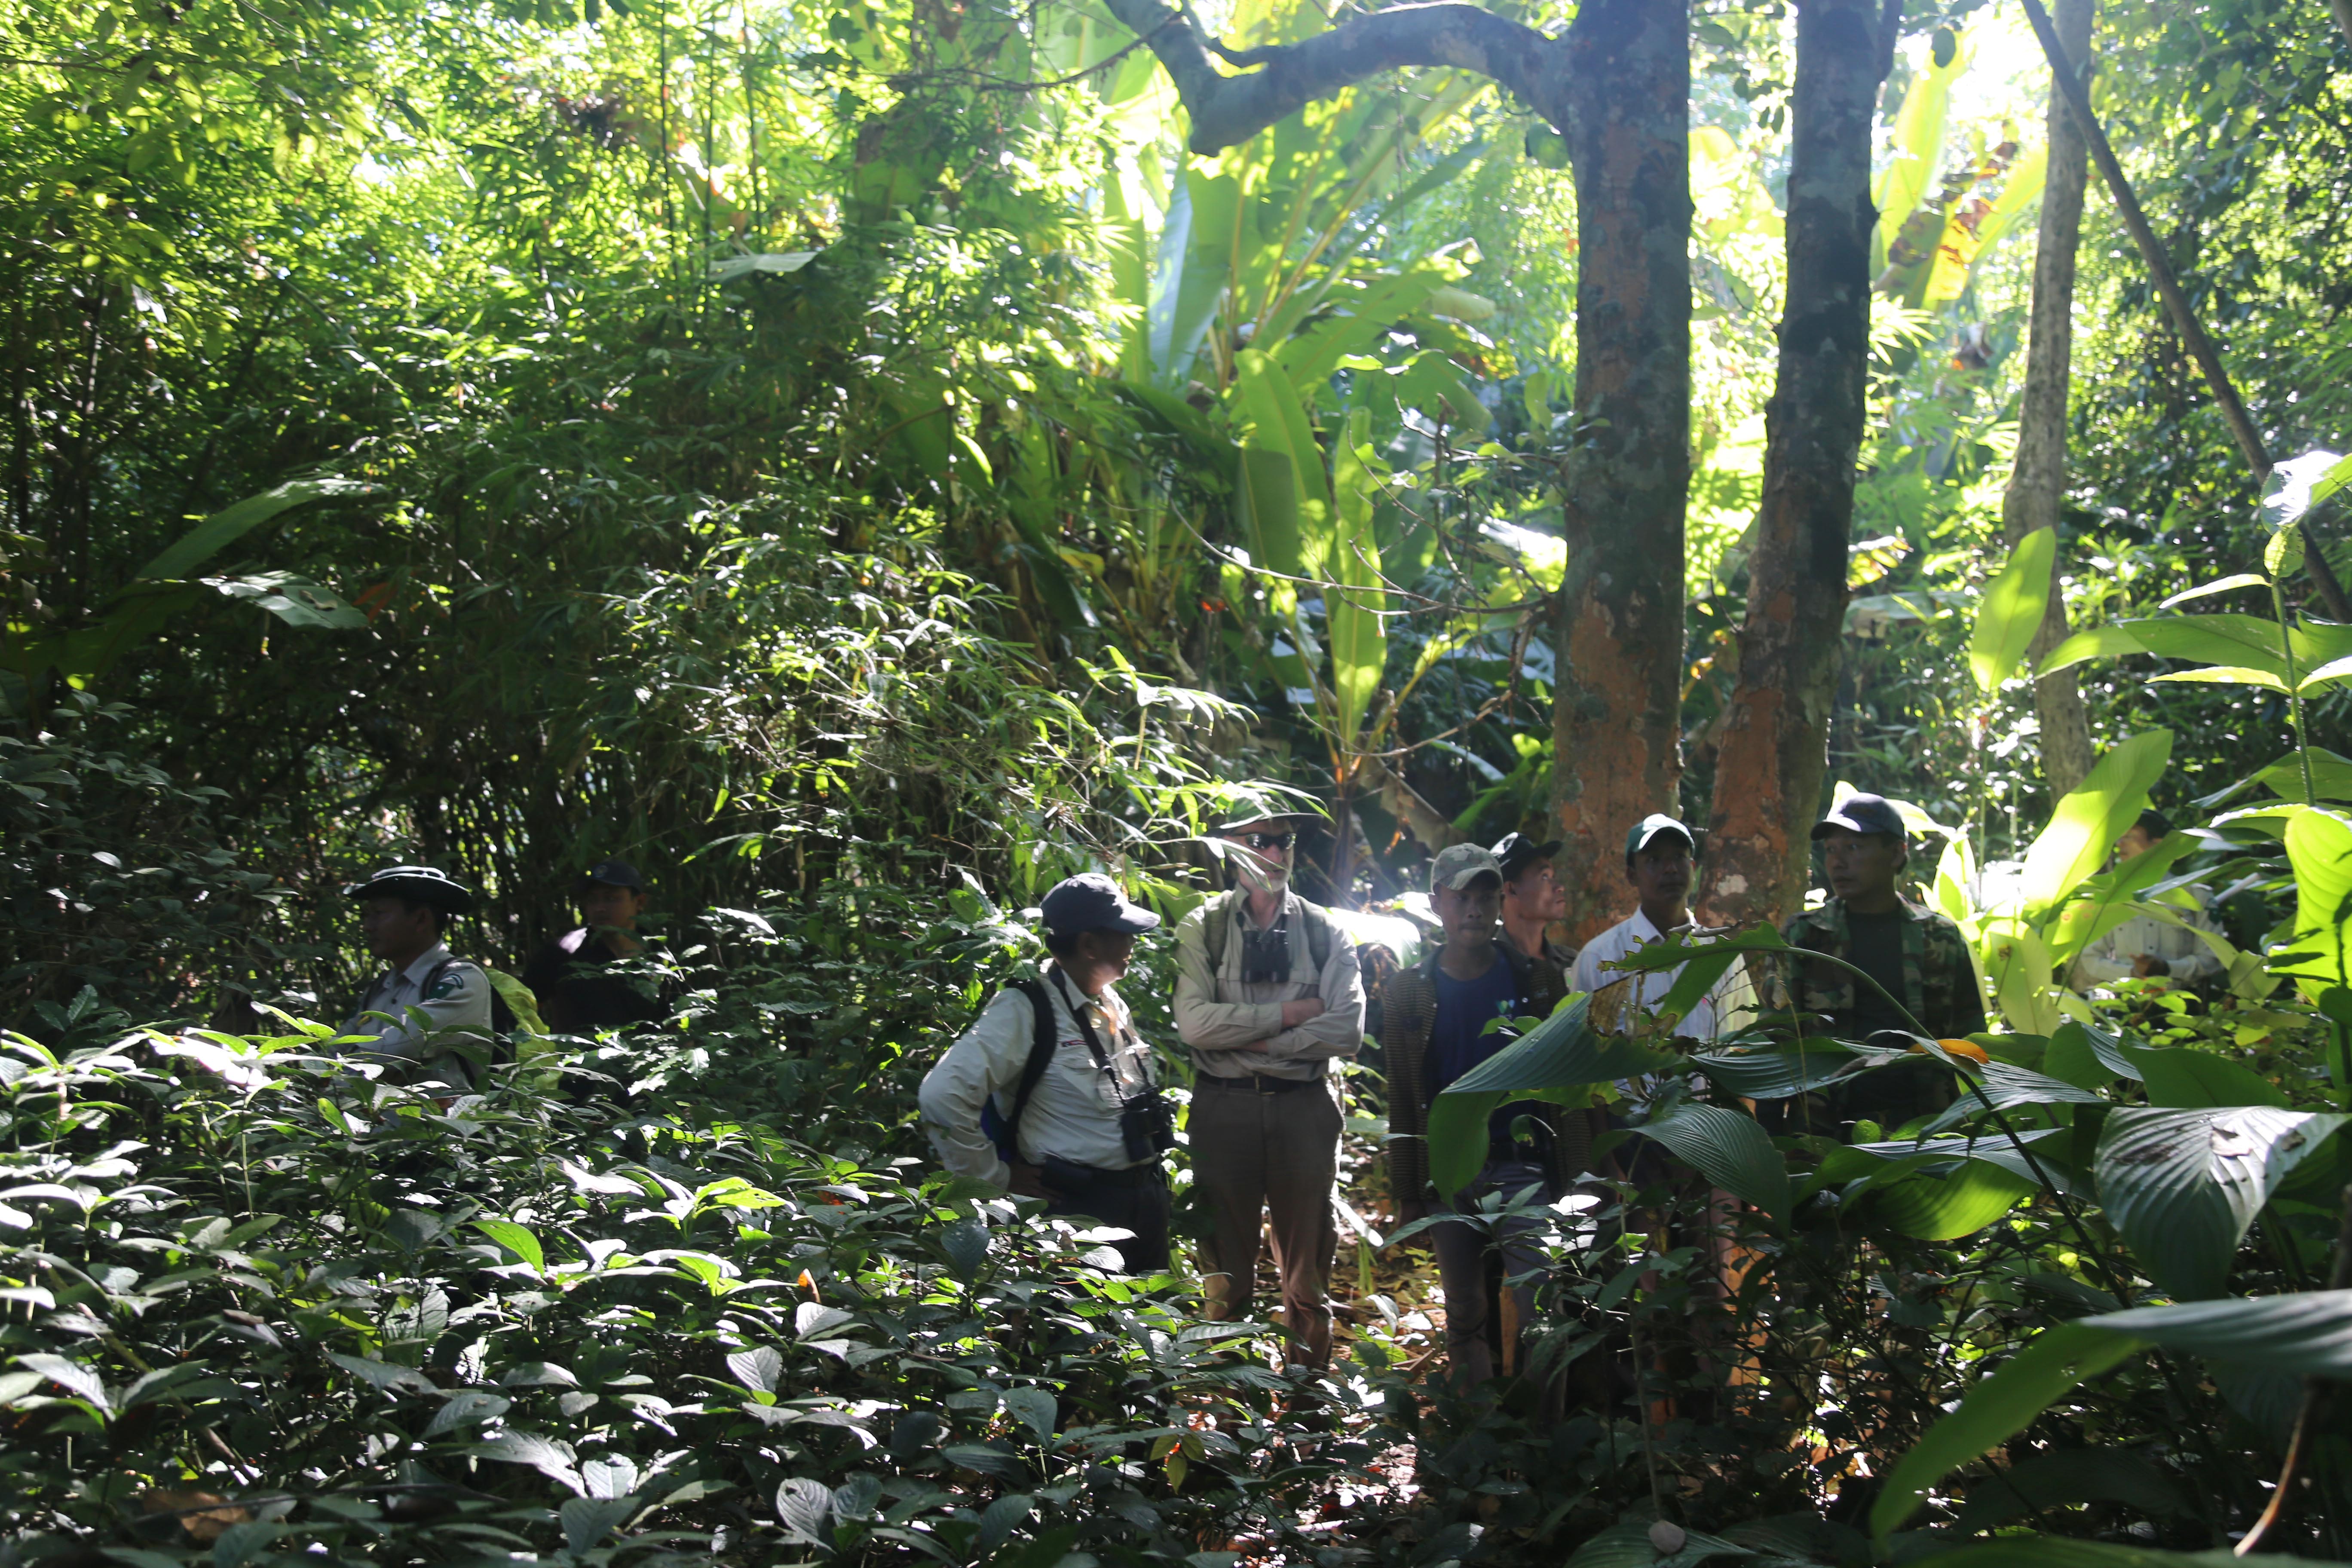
[1173,793,1365,1368]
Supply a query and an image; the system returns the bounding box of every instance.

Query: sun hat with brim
[1624,814,1695,857]
[1213,784,1327,836]
[1040,872,1161,937]
[342,866,475,915]
[1810,793,1907,842]
[1493,830,1563,879]
[1429,842,1504,894]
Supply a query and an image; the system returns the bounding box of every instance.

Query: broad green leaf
[204,573,369,631]
[473,1219,545,1272]
[1979,916,2062,1034]
[1870,1322,2143,1540]
[2043,833,2200,967]
[1235,446,1306,581]
[1870,28,1970,273]
[2157,573,2269,609]
[1563,1519,1752,1568]
[2300,653,2352,692]
[1232,348,1332,571]
[2147,666,2289,692]
[1688,1044,1858,1100]
[2127,1046,2288,1110]
[1390,350,1491,435]
[137,476,374,581]
[2018,731,2171,917]
[2085,1287,2352,1375]
[2260,447,2351,532]
[1146,171,1240,383]
[2094,1106,2349,1299]
[1969,527,2055,693]
[2269,808,2352,998]
[1427,996,1675,1196]
[1635,1102,1789,1218]
[1869,1156,2037,1240]
[1945,1448,2184,1534]
[1326,411,1385,746]
[2037,616,2290,680]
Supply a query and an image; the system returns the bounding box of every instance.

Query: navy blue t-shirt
[1430,954,1524,1094]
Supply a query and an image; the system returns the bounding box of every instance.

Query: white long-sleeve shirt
[1572,910,1756,1043]
[918,965,1158,1189]
[338,943,493,1090]
[2071,891,2226,989]
[1171,889,1365,1081]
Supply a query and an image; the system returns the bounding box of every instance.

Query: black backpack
[977,978,1058,1162]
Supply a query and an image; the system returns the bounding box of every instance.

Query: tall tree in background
[1702,0,1893,927]
[1999,0,2097,798]
[1099,0,1691,932]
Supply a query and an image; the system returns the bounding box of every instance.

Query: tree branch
[1099,0,1564,154]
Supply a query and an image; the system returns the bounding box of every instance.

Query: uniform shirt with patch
[918,965,1158,1188]
[1772,897,1987,1041]
[339,942,493,1091]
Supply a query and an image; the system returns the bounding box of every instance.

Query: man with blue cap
[337,866,493,1093]
[919,872,1174,1273]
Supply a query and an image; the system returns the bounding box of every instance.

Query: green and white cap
[1624,814,1694,857]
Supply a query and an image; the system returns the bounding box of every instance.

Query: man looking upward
[1174,792,1364,1369]
[1494,831,1576,986]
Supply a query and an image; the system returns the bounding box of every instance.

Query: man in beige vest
[1173,794,1364,1367]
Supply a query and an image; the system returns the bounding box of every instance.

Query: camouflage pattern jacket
[1770,897,1988,1041]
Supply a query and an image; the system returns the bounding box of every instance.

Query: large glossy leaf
[1326,410,1385,746]
[2094,1106,2349,1299]
[2037,615,2289,681]
[1868,1157,2037,1241]
[2043,833,2199,966]
[1870,1322,2143,1539]
[2084,1287,2352,1376]
[1232,348,1332,569]
[1946,1448,2183,1535]
[2269,807,2352,997]
[2018,731,2171,917]
[1688,1044,1858,1100]
[2126,1047,2288,1110]
[1979,916,2061,1034]
[1970,527,2055,693]
[1427,996,1675,1196]
[1146,170,1240,383]
[1869,29,1968,273]
[137,476,375,581]
[1563,1519,1752,1568]
[1635,1102,1789,1218]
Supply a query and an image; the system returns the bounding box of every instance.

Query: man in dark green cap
[338,866,493,1093]
[1774,793,1986,1130]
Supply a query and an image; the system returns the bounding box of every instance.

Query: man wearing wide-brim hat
[338,866,494,1093]
[1172,787,1363,1368]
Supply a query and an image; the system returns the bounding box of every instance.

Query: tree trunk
[2002,0,2097,800]
[1700,0,1887,929]
[1550,0,1692,943]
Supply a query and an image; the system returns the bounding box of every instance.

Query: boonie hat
[1811,793,1907,842]
[1429,842,1504,894]
[342,865,475,915]
[1040,873,1161,937]
[1492,830,1562,879]
[577,858,646,892]
[1213,782,1325,835]
[1625,813,1695,857]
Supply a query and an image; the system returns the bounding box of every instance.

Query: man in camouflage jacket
[1765,794,1986,1131]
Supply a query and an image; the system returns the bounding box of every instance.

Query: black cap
[341,865,475,915]
[2135,808,2174,840]
[577,858,645,893]
[1040,873,1161,938]
[1811,793,1907,842]
[1492,831,1562,880]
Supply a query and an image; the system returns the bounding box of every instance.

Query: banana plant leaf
[1969,526,2055,693]
[2017,731,2172,918]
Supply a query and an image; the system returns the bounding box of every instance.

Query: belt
[1199,1072,1323,1095]
[1041,1155,1164,1189]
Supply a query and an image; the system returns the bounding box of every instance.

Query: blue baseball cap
[1039,873,1161,937]
[1812,793,1907,842]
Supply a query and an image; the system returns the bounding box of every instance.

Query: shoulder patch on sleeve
[426,963,483,1001]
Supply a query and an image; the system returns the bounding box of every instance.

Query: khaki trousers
[1190,1076,1341,1366]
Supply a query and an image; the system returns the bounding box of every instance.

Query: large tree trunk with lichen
[1549,0,1692,943]
[2001,0,2097,799]
[1701,0,1888,929]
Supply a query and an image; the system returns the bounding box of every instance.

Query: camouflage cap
[1429,842,1504,894]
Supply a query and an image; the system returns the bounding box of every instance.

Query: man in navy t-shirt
[1380,842,1572,1390]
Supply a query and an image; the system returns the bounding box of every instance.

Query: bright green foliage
[1969,526,2055,694]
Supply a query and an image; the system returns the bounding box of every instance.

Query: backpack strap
[999,978,1060,1147]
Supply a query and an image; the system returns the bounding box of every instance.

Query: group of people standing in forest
[914,786,2005,1390]
[324,784,2217,1393]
